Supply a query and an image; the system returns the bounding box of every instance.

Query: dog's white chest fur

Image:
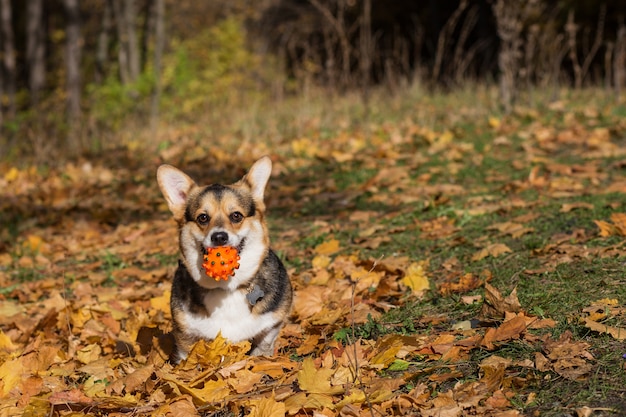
[182,289,279,343]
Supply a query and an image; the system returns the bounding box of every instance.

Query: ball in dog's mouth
[202,246,240,281]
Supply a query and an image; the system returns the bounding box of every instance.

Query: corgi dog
[157,156,292,363]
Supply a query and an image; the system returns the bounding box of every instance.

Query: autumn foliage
[2,91,626,416]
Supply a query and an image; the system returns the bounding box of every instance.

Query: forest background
[0,0,625,159]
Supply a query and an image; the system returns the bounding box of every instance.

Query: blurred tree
[64,0,82,131]
[2,0,626,158]
[112,0,140,84]
[0,0,15,120]
[150,0,165,129]
[95,0,112,83]
[27,0,46,107]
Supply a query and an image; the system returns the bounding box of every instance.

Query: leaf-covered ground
[2,91,626,416]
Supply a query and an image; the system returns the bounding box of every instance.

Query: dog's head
[157,157,273,288]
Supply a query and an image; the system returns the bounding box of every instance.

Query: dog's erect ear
[157,164,196,220]
[243,156,272,202]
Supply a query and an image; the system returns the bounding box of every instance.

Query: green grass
[270,87,626,414]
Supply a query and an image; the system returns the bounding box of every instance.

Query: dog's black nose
[210,231,229,246]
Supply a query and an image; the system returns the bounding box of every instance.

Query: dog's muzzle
[210,231,229,246]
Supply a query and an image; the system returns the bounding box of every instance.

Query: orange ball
[202,246,240,281]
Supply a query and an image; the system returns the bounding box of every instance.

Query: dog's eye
[196,213,209,225]
[229,211,244,223]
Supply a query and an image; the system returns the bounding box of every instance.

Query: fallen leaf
[0,330,17,352]
[284,392,334,413]
[439,272,482,295]
[595,213,626,237]
[488,116,501,129]
[542,331,594,381]
[472,243,512,261]
[228,368,264,394]
[183,334,250,370]
[248,394,286,417]
[76,344,102,365]
[297,356,344,395]
[461,295,483,305]
[335,390,367,409]
[0,357,23,397]
[23,235,44,253]
[4,166,19,182]
[474,362,516,409]
[48,388,94,406]
[293,286,328,319]
[401,261,430,295]
[314,239,341,255]
[150,290,171,313]
[311,254,332,269]
[480,284,522,319]
[108,365,154,395]
[481,315,528,350]
[560,202,594,213]
[167,395,200,417]
[583,318,626,340]
[487,221,534,238]
[594,220,617,237]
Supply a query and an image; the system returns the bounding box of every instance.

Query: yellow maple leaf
[594,298,619,306]
[150,290,171,313]
[165,396,199,417]
[291,138,316,157]
[4,167,19,182]
[488,116,501,129]
[0,357,23,397]
[311,254,331,269]
[0,330,16,352]
[185,334,250,369]
[76,344,102,365]
[23,235,44,253]
[401,261,430,295]
[190,379,231,403]
[595,214,626,237]
[610,213,626,235]
[247,394,286,417]
[438,130,454,144]
[335,390,366,408]
[314,239,341,256]
[594,220,616,237]
[370,343,403,368]
[296,356,343,395]
[228,368,263,394]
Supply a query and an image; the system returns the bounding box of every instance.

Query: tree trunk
[111,0,130,84]
[492,0,524,113]
[604,41,613,95]
[124,0,140,82]
[615,25,626,103]
[150,0,164,130]
[0,0,15,119]
[64,0,81,128]
[96,0,112,83]
[359,0,372,105]
[63,0,82,153]
[27,0,46,107]
[112,0,139,85]
[308,0,351,91]
[141,0,155,73]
